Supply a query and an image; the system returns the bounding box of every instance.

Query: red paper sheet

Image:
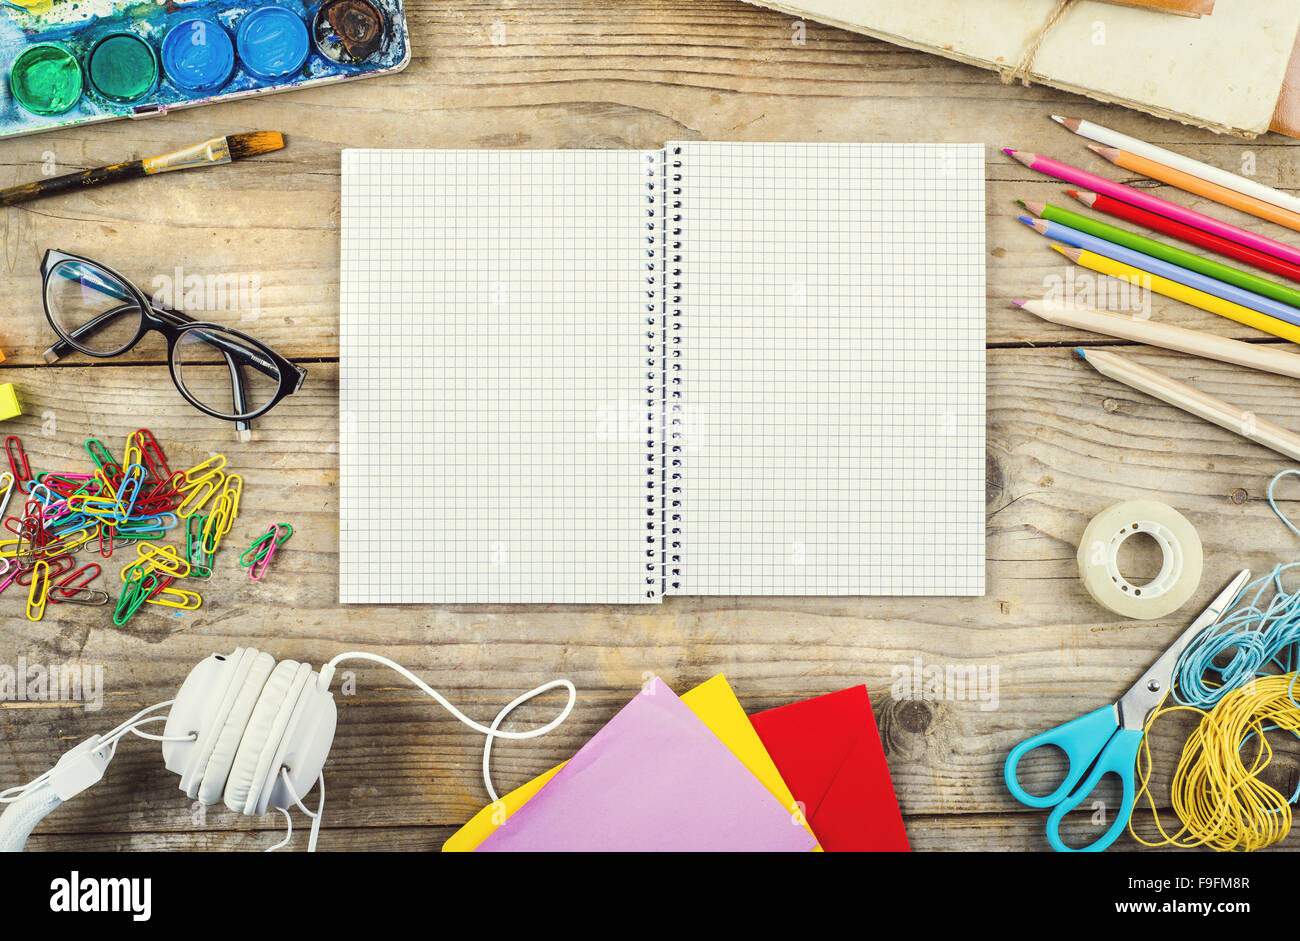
[749,686,910,852]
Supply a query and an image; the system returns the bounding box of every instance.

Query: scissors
[1004,569,1251,852]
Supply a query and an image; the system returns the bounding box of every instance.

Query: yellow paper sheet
[442,674,819,851]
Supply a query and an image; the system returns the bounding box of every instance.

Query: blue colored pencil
[1020,215,1300,328]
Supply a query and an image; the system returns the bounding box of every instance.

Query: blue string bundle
[1173,470,1300,708]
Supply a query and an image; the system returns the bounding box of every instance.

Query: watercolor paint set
[1,0,409,139]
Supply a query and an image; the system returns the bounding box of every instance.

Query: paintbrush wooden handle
[0,160,146,206]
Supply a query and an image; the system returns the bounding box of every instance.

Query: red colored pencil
[1068,189,1300,284]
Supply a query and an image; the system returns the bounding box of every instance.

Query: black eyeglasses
[40,249,306,431]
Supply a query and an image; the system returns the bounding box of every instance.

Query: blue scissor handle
[1004,705,1118,809]
[1044,728,1143,853]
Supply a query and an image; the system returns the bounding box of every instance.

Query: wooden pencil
[1068,190,1300,284]
[1051,243,1300,345]
[1074,347,1300,462]
[1016,299,1300,380]
[1087,144,1300,234]
[1051,115,1300,217]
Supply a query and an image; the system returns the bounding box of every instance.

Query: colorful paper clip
[134,429,171,481]
[132,542,191,578]
[48,563,107,606]
[241,523,292,581]
[177,474,224,519]
[5,435,32,494]
[113,570,158,626]
[145,585,201,610]
[0,470,16,521]
[26,559,49,621]
[181,454,226,491]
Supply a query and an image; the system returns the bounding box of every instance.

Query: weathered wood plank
[3,341,1299,850]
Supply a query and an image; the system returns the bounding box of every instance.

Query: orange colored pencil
[1088,145,1300,234]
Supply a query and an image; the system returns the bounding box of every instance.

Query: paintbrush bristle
[226,131,285,160]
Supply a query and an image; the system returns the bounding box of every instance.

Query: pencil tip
[1017,215,1032,226]
[1015,199,1026,208]
[1073,347,1087,360]
[1001,148,1016,157]
[1012,299,1026,308]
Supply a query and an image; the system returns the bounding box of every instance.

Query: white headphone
[0,646,576,852]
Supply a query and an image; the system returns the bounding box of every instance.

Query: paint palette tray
[0,0,409,139]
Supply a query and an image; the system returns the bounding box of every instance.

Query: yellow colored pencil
[1051,243,1300,346]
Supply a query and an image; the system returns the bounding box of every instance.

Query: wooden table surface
[4,0,1300,852]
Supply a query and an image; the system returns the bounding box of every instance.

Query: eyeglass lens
[172,325,283,419]
[45,259,143,356]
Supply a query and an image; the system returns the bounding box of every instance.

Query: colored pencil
[1068,189,1300,284]
[1016,299,1300,380]
[1051,243,1300,345]
[1074,347,1300,463]
[1051,116,1300,217]
[1023,216,1300,325]
[1019,199,1300,309]
[1004,149,1300,269]
[1087,145,1300,234]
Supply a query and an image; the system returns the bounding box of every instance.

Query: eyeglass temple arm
[218,346,252,436]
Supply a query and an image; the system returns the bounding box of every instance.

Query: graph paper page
[339,149,659,603]
[667,141,985,596]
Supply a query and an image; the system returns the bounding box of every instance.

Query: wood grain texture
[2,0,1300,853]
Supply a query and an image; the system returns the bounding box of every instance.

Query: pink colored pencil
[1004,149,1300,269]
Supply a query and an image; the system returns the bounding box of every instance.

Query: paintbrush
[0,131,285,207]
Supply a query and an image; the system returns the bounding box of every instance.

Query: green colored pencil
[1017,198,1300,310]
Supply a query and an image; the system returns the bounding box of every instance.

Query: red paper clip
[5,436,32,493]
[135,429,171,482]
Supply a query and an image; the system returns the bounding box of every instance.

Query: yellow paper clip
[219,474,242,529]
[146,586,201,610]
[135,542,191,578]
[26,559,49,621]
[181,454,226,490]
[177,473,224,518]
[123,431,143,472]
[201,499,228,555]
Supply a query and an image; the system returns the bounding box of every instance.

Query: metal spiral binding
[644,152,661,599]
[667,147,683,593]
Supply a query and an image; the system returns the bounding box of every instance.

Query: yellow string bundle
[1133,673,1300,852]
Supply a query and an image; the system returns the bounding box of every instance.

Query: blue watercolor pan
[0,0,409,139]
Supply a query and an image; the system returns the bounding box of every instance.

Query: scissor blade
[1116,569,1251,730]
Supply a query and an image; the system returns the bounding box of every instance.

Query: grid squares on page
[666,141,986,596]
[338,149,660,604]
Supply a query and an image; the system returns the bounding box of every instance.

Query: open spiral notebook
[339,142,986,604]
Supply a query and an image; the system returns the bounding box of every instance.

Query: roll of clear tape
[1076,500,1203,620]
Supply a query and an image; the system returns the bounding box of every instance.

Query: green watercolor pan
[2,0,408,138]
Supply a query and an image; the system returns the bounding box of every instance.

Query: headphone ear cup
[196,651,276,806]
[261,676,337,816]
[224,660,312,815]
[164,647,258,800]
